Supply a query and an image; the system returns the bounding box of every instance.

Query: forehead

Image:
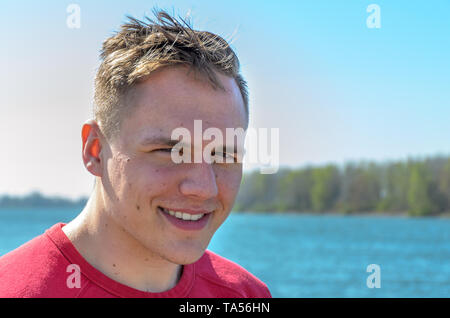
[121,66,247,141]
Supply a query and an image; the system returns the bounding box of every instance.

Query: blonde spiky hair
[93,8,249,142]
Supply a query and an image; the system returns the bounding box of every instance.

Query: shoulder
[194,250,271,298]
[0,224,78,297]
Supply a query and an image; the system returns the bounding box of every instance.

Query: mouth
[157,206,212,231]
[158,206,210,221]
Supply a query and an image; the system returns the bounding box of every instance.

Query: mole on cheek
[136,204,140,210]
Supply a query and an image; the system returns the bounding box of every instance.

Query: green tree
[376,161,410,212]
[234,169,288,212]
[437,158,450,212]
[339,164,381,213]
[276,168,313,212]
[310,165,340,212]
[407,163,438,216]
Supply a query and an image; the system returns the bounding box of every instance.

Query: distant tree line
[234,155,450,216]
[0,191,88,209]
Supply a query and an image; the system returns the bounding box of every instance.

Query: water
[1,208,449,297]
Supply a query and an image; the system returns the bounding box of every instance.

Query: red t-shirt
[0,223,271,298]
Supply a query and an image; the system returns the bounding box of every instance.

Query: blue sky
[0,0,449,198]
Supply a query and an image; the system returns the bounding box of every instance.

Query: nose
[179,162,219,200]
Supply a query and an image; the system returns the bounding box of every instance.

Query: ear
[81,119,104,178]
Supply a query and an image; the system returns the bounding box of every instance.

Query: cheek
[215,166,243,203]
[128,163,180,196]
[102,156,137,217]
[106,156,130,195]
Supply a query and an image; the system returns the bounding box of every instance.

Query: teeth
[160,207,205,221]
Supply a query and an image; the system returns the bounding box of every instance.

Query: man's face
[99,66,247,265]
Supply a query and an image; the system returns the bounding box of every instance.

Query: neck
[62,187,182,293]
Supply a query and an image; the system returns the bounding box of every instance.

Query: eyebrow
[140,135,244,154]
[140,136,184,147]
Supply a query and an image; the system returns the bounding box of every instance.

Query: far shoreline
[1,196,449,219]
[232,210,450,219]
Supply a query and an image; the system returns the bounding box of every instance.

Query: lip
[158,206,211,231]
[158,206,214,215]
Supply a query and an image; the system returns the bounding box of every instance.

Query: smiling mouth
[158,206,208,222]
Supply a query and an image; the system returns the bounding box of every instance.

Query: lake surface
[1,207,449,297]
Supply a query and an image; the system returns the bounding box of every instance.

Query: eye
[212,151,237,163]
[154,147,184,155]
[155,148,172,153]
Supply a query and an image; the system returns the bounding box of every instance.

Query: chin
[164,242,208,265]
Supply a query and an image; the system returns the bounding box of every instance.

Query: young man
[0,10,271,298]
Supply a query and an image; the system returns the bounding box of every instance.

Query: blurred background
[0,0,449,297]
